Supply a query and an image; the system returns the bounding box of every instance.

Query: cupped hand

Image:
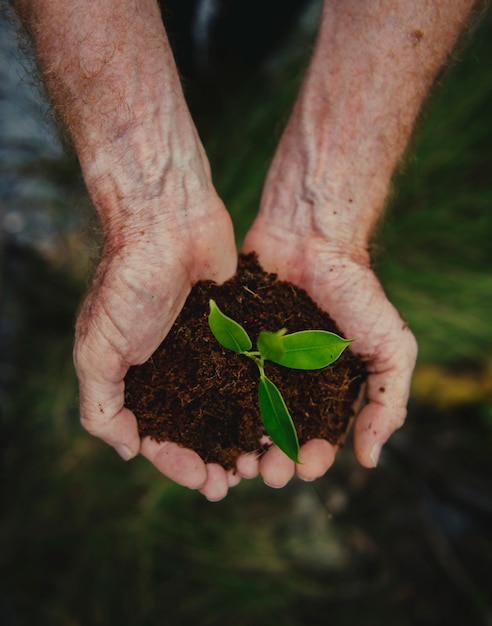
[238,220,418,485]
[73,192,238,501]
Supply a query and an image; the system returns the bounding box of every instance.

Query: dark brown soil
[124,253,366,470]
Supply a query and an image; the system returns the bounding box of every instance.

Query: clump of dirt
[124,253,366,469]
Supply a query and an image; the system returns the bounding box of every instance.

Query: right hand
[73,183,238,502]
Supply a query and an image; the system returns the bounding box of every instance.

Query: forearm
[260,0,476,255]
[11,0,212,242]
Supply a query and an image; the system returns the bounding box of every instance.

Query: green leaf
[257,329,286,362]
[258,375,300,463]
[208,300,252,353]
[269,330,353,370]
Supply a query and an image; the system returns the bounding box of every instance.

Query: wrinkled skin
[12,0,473,501]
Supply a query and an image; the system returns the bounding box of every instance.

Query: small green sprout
[208,300,353,463]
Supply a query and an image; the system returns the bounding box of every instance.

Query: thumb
[73,253,191,456]
[352,326,418,467]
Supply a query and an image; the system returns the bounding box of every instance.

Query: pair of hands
[73,135,417,502]
[12,0,468,501]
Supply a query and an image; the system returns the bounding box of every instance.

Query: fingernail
[264,481,288,489]
[114,444,134,461]
[370,442,383,467]
[205,495,227,503]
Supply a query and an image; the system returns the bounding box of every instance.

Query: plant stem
[243,351,265,376]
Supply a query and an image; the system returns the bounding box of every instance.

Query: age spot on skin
[98,403,105,414]
[409,29,424,47]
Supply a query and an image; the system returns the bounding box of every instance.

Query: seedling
[208,300,353,463]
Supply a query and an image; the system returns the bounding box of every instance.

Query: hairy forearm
[11,0,211,241]
[260,0,476,254]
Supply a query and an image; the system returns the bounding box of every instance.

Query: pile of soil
[124,253,366,469]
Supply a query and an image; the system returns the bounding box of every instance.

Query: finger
[86,405,140,460]
[259,445,296,488]
[235,452,261,479]
[192,209,238,285]
[296,439,337,481]
[353,389,407,468]
[73,250,194,457]
[198,463,229,501]
[73,272,177,449]
[353,333,418,467]
[140,438,207,489]
[74,332,142,457]
[227,470,242,488]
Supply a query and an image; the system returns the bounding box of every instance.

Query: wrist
[80,116,218,248]
[17,0,219,243]
[258,112,382,258]
[258,0,474,257]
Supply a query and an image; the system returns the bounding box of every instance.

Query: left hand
[236,217,417,487]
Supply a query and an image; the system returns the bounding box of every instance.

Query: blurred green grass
[2,7,492,626]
